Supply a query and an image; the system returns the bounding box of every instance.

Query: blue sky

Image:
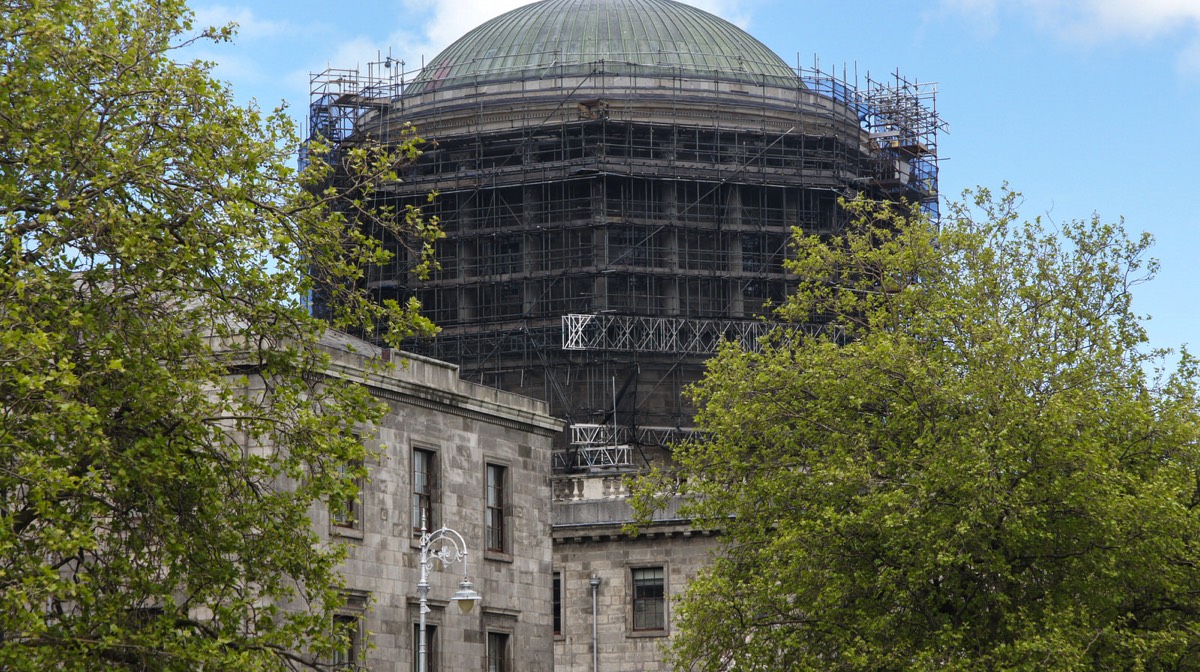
[190,0,1200,359]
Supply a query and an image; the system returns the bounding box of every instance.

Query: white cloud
[394,0,529,65]
[1082,0,1200,39]
[192,5,290,40]
[687,0,754,29]
[943,0,1200,40]
[941,0,1200,75]
[1180,29,1200,75]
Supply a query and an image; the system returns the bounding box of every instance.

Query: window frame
[332,591,368,668]
[486,631,511,672]
[412,622,437,672]
[631,566,667,633]
[330,456,364,537]
[552,571,563,637]
[485,462,508,554]
[412,446,437,536]
[332,613,360,668]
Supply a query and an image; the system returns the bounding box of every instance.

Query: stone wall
[316,333,561,671]
[552,474,719,671]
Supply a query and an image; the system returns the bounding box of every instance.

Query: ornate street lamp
[417,517,481,672]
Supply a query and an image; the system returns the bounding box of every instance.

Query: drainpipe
[590,574,602,672]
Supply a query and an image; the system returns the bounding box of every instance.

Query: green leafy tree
[642,189,1200,671]
[0,0,438,669]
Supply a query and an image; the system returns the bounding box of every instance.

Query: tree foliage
[1,0,438,668]
[646,189,1200,671]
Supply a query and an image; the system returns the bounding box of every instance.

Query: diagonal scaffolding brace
[561,313,840,354]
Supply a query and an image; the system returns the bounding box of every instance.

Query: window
[486,464,506,552]
[332,613,360,668]
[331,459,363,531]
[632,567,665,631]
[486,632,510,672]
[552,572,563,636]
[412,448,436,534]
[333,592,368,667]
[413,623,437,672]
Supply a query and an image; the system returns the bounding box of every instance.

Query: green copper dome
[408,0,799,92]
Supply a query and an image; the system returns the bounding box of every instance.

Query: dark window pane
[413,449,435,533]
[331,460,362,529]
[486,464,505,551]
[413,623,436,672]
[553,573,562,635]
[487,632,509,672]
[632,567,665,631]
[333,614,359,667]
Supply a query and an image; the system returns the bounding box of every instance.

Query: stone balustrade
[552,474,634,501]
[551,473,689,527]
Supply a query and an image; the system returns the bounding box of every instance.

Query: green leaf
[644,188,1200,671]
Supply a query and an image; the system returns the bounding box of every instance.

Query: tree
[640,189,1200,671]
[0,0,438,669]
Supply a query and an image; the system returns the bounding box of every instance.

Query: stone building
[307,1,942,668]
[309,0,940,459]
[312,332,560,671]
[551,474,719,670]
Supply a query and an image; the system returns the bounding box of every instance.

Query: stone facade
[315,332,561,671]
[551,473,719,671]
[308,1,940,668]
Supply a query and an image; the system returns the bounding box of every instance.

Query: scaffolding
[864,71,946,218]
[302,59,408,169]
[563,314,770,354]
[309,54,942,472]
[562,314,843,354]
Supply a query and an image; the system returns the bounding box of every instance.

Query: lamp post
[590,574,602,672]
[417,517,481,672]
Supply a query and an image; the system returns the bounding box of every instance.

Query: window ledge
[331,524,364,540]
[484,550,513,563]
[627,629,668,639]
[482,605,520,618]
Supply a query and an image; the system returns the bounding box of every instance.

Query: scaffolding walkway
[561,313,841,354]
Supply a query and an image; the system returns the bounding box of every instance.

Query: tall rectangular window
[412,623,436,672]
[332,613,360,668]
[333,591,368,667]
[412,448,435,534]
[486,464,506,552]
[331,459,362,530]
[552,572,563,636]
[632,567,665,631]
[487,632,510,672]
